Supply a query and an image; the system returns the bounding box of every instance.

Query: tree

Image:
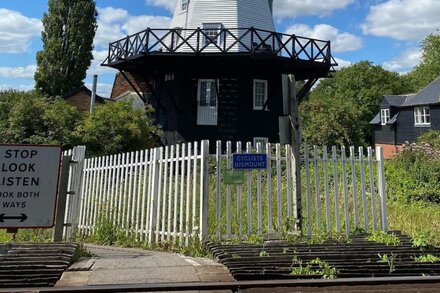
[77,101,157,156]
[404,33,440,91]
[35,0,97,97]
[0,90,81,147]
[300,61,411,146]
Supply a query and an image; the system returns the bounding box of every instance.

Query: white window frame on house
[414,106,431,126]
[196,79,218,126]
[202,23,223,46]
[172,27,182,49]
[181,0,189,11]
[380,109,390,125]
[253,79,268,110]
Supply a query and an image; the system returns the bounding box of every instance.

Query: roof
[369,113,380,125]
[402,76,440,107]
[387,113,399,125]
[383,94,414,107]
[62,85,106,103]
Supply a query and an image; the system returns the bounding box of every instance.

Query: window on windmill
[181,0,189,11]
[380,109,390,125]
[253,79,268,110]
[414,106,431,126]
[198,80,217,107]
[202,23,223,45]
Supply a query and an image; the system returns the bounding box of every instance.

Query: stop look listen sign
[0,145,62,228]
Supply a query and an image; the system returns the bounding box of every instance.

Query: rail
[103,27,337,68]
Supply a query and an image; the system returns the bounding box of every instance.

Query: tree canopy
[300,61,411,146]
[404,33,440,91]
[34,0,98,97]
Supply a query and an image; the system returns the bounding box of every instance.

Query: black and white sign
[0,145,61,228]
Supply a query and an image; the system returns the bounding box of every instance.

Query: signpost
[0,145,62,229]
[232,153,267,170]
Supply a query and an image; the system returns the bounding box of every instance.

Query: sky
[0,0,439,98]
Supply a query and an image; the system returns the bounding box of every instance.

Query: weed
[72,243,93,263]
[414,254,440,263]
[259,250,269,257]
[377,253,396,273]
[290,257,338,279]
[367,231,400,246]
[282,248,289,254]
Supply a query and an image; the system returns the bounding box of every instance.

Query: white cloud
[0,65,37,79]
[145,0,177,12]
[85,82,114,99]
[286,24,362,53]
[94,7,172,48]
[274,0,354,18]
[383,48,422,73]
[122,15,172,35]
[362,0,440,41]
[0,84,34,91]
[0,9,41,53]
[87,50,118,76]
[334,58,352,69]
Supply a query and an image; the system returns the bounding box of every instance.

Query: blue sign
[233,154,267,170]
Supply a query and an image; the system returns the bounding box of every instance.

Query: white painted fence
[63,141,388,245]
[302,145,387,237]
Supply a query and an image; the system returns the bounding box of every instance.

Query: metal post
[288,75,302,232]
[90,75,97,113]
[199,140,210,241]
[54,155,72,242]
[376,147,388,232]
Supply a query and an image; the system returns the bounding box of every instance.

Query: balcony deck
[102,27,337,80]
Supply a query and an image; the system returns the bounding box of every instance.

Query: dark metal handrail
[103,27,337,69]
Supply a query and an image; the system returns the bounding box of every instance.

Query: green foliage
[290,257,338,279]
[414,254,440,263]
[367,231,400,246]
[35,0,98,96]
[417,130,440,148]
[403,33,440,91]
[72,243,93,263]
[386,147,440,203]
[0,90,80,148]
[301,61,410,146]
[259,250,269,257]
[75,100,157,156]
[377,253,396,273]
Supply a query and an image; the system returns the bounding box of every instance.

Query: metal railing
[104,27,337,68]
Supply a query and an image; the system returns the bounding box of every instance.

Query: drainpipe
[90,75,98,113]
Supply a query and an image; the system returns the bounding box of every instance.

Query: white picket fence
[302,145,387,237]
[62,141,387,245]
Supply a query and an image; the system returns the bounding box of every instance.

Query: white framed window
[181,0,189,11]
[253,137,269,150]
[197,79,218,125]
[172,28,182,49]
[253,79,268,110]
[414,106,431,126]
[380,109,390,125]
[202,23,223,45]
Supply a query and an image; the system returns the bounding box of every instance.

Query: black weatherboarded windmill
[103,0,336,146]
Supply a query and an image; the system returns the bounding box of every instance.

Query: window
[198,79,217,107]
[202,23,223,45]
[181,0,189,11]
[253,79,268,110]
[414,106,431,126]
[380,109,390,125]
[172,28,182,49]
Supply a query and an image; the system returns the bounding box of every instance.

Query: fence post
[148,147,160,244]
[199,140,210,241]
[376,147,388,232]
[54,155,72,242]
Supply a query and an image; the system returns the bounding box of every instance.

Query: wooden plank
[276,144,282,231]
[173,145,180,243]
[341,146,350,235]
[134,151,142,239]
[236,141,243,236]
[350,146,359,228]
[304,146,312,237]
[368,147,377,230]
[266,143,273,233]
[161,146,169,242]
[246,142,253,235]
[199,140,210,241]
[216,141,222,238]
[185,143,192,245]
[313,145,321,232]
[140,150,149,241]
[376,147,388,232]
[256,142,263,234]
[179,144,186,244]
[155,147,164,243]
[332,146,340,233]
[167,146,175,241]
[323,146,331,233]
[285,145,292,220]
[226,141,232,238]
[359,147,368,231]
[192,142,198,238]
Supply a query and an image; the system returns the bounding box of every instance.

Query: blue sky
[0,0,439,97]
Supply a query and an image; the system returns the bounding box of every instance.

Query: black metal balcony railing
[103,27,337,69]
